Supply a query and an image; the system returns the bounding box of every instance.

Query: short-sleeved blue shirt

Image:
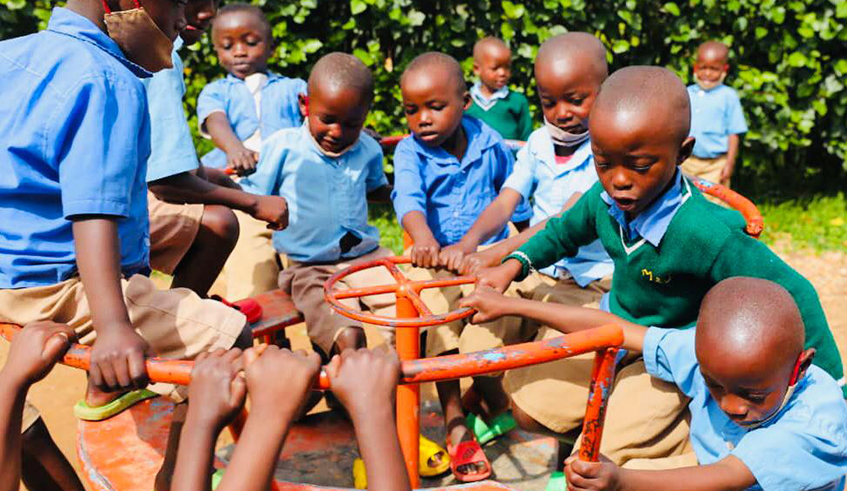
[503,127,613,286]
[688,84,748,159]
[142,37,198,182]
[644,327,847,491]
[391,116,532,247]
[240,125,387,264]
[0,7,151,289]
[197,73,307,168]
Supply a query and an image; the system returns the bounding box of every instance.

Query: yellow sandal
[352,435,450,488]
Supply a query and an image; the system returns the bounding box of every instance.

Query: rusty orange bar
[331,283,399,300]
[692,178,763,238]
[394,295,421,489]
[578,347,619,462]
[410,275,476,293]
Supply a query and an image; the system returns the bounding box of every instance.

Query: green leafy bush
[3,0,846,198]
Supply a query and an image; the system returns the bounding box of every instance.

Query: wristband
[503,251,534,281]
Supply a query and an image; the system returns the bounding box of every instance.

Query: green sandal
[211,469,225,489]
[73,389,157,421]
[545,470,566,491]
[465,410,517,446]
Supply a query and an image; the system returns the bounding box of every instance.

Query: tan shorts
[148,191,204,275]
[224,210,282,301]
[0,274,246,430]
[279,247,396,355]
[22,400,41,434]
[681,155,730,206]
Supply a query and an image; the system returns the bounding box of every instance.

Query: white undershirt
[242,72,268,152]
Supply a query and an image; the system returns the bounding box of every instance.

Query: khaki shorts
[148,191,204,275]
[224,210,282,300]
[681,155,729,206]
[279,247,396,355]
[0,274,246,430]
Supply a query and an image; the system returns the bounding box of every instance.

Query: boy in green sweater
[466,37,533,141]
[477,66,845,478]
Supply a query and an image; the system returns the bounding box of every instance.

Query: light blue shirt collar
[601,171,690,247]
[470,81,509,110]
[225,71,282,84]
[47,7,151,78]
[410,116,496,168]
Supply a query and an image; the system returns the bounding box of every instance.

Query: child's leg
[223,211,282,301]
[20,415,84,491]
[170,205,239,296]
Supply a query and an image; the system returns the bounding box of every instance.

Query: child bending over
[171,346,410,491]
[463,277,847,491]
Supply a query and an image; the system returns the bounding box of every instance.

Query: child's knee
[512,403,545,433]
[200,205,239,248]
[333,326,366,353]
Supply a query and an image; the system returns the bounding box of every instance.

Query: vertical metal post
[578,347,620,462]
[395,294,421,488]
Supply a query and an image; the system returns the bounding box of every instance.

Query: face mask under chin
[103,3,174,73]
[544,117,590,147]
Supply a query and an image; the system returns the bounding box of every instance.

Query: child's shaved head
[473,37,510,61]
[308,52,374,103]
[535,32,608,87]
[593,66,691,146]
[213,3,271,39]
[697,41,730,65]
[402,52,466,97]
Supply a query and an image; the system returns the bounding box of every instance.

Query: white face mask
[544,117,590,147]
[694,71,726,91]
[736,382,798,430]
[102,0,174,72]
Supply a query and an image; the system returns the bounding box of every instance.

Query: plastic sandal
[211,469,225,489]
[211,295,263,324]
[73,389,158,421]
[545,470,566,491]
[446,436,492,483]
[466,410,517,445]
[352,458,367,489]
[419,435,450,477]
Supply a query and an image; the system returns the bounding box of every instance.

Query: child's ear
[462,91,472,110]
[472,62,481,76]
[298,93,309,118]
[723,64,730,73]
[794,348,816,384]
[677,137,695,165]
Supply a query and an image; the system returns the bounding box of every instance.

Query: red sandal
[446,436,492,483]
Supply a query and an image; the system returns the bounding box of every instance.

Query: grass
[370,203,405,254]
[758,193,847,252]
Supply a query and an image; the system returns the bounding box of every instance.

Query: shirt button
[453,211,459,217]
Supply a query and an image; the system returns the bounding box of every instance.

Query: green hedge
[3,0,846,199]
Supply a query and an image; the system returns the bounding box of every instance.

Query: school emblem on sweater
[641,268,672,284]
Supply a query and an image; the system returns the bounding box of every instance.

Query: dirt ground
[2,242,846,489]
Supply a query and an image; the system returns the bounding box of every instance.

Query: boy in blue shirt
[0,2,251,489]
[144,0,289,297]
[463,277,847,491]
[681,41,748,191]
[391,51,531,482]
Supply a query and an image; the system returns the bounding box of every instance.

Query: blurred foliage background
[2,0,846,202]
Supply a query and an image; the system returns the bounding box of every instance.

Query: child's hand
[564,455,621,491]
[243,346,321,421]
[459,247,502,276]
[459,286,512,324]
[410,237,441,269]
[439,242,475,272]
[226,143,259,176]
[476,263,517,293]
[89,326,150,392]
[2,321,75,388]
[325,348,400,420]
[187,349,247,431]
[251,195,289,231]
[720,160,735,185]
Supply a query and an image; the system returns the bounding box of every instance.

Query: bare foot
[85,382,123,407]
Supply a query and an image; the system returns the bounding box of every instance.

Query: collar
[601,171,690,247]
[47,7,151,78]
[470,81,509,110]
[411,116,495,168]
[529,129,593,175]
[173,36,184,51]
[301,122,361,161]
[226,71,281,85]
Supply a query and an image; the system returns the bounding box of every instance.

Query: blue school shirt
[197,72,307,168]
[142,37,199,182]
[504,127,613,286]
[391,116,532,247]
[0,7,151,289]
[644,327,847,491]
[240,125,387,263]
[688,84,748,159]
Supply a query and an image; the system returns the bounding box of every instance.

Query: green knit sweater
[515,180,845,393]
[465,90,534,141]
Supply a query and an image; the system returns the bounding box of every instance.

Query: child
[198,3,307,300]
[0,3,251,490]
[241,52,396,361]
[465,37,534,141]
[681,41,748,190]
[171,346,411,491]
[0,321,77,491]
[144,0,289,297]
[391,51,531,482]
[445,32,614,464]
[463,278,847,491]
[475,66,844,484]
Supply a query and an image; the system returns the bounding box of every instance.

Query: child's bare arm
[203,113,258,175]
[401,211,441,268]
[216,347,321,491]
[172,349,246,491]
[721,134,740,184]
[0,322,74,491]
[326,349,411,491]
[460,287,647,352]
[564,454,755,491]
[72,218,150,392]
